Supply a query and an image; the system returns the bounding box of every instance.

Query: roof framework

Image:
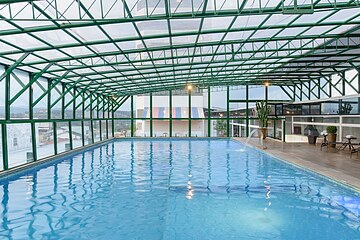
[0,0,360,96]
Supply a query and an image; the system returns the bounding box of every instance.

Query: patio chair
[320,131,329,151]
[338,135,358,151]
[320,131,344,152]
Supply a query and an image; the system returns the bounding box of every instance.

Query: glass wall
[33,77,48,119]
[7,124,33,168]
[93,121,101,142]
[71,121,83,149]
[57,122,70,153]
[10,70,29,119]
[35,122,54,159]
[0,63,116,172]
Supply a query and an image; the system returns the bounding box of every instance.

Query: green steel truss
[0,0,359,97]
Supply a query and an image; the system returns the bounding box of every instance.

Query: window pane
[172,120,189,137]
[57,122,70,153]
[154,120,169,137]
[75,89,83,119]
[114,120,131,137]
[36,122,54,159]
[93,121,101,142]
[7,123,33,168]
[84,121,92,145]
[108,120,113,138]
[211,119,227,137]
[64,85,74,119]
[10,70,29,119]
[211,90,226,118]
[84,91,91,119]
[51,84,62,119]
[71,121,83,149]
[33,78,48,119]
[101,120,107,139]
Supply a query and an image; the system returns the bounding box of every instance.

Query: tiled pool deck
[234,138,360,191]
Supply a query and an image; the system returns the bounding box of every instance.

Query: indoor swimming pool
[0,139,359,239]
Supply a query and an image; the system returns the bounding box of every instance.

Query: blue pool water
[0,139,359,239]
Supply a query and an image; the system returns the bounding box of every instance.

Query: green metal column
[131,95,134,137]
[81,120,85,146]
[99,120,102,141]
[282,120,286,142]
[188,91,191,138]
[47,79,51,120]
[30,73,37,161]
[207,87,211,137]
[61,83,65,119]
[112,99,115,138]
[169,90,172,137]
[2,68,10,169]
[5,68,10,121]
[68,121,73,150]
[91,120,94,144]
[265,84,269,132]
[106,119,109,139]
[150,93,153,137]
[226,86,230,137]
[273,119,276,139]
[72,87,76,119]
[1,124,8,170]
[265,84,269,104]
[245,85,249,138]
[53,122,58,155]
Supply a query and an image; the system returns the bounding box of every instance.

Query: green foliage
[215,119,227,137]
[338,102,353,114]
[255,101,270,128]
[326,126,337,134]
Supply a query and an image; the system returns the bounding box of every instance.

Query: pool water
[0,139,359,239]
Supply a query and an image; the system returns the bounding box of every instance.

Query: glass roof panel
[60,46,95,56]
[0,0,358,95]
[170,19,201,33]
[101,22,138,39]
[0,41,17,52]
[1,33,47,49]
[198,33,225,43]
[90,43,120,53]
[70,26,109,41]
[137,20,169,36]
[35,29,79,45]
[0,20,17,30]
[202,16,234,31]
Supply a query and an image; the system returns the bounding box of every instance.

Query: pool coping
[232,138,360,193]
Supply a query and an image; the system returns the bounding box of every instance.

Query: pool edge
[231,138,360,193]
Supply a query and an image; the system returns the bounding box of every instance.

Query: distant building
[136,94,205,137]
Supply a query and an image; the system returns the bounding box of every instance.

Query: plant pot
[328,133,337,148]
[307,135,318,145]
[258,128,267,139]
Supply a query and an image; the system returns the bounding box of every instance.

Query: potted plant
[326,126,337,148]
[306,125,319,144]
[256,101,270,139]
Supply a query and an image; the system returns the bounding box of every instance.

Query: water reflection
[0,139,358,239]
